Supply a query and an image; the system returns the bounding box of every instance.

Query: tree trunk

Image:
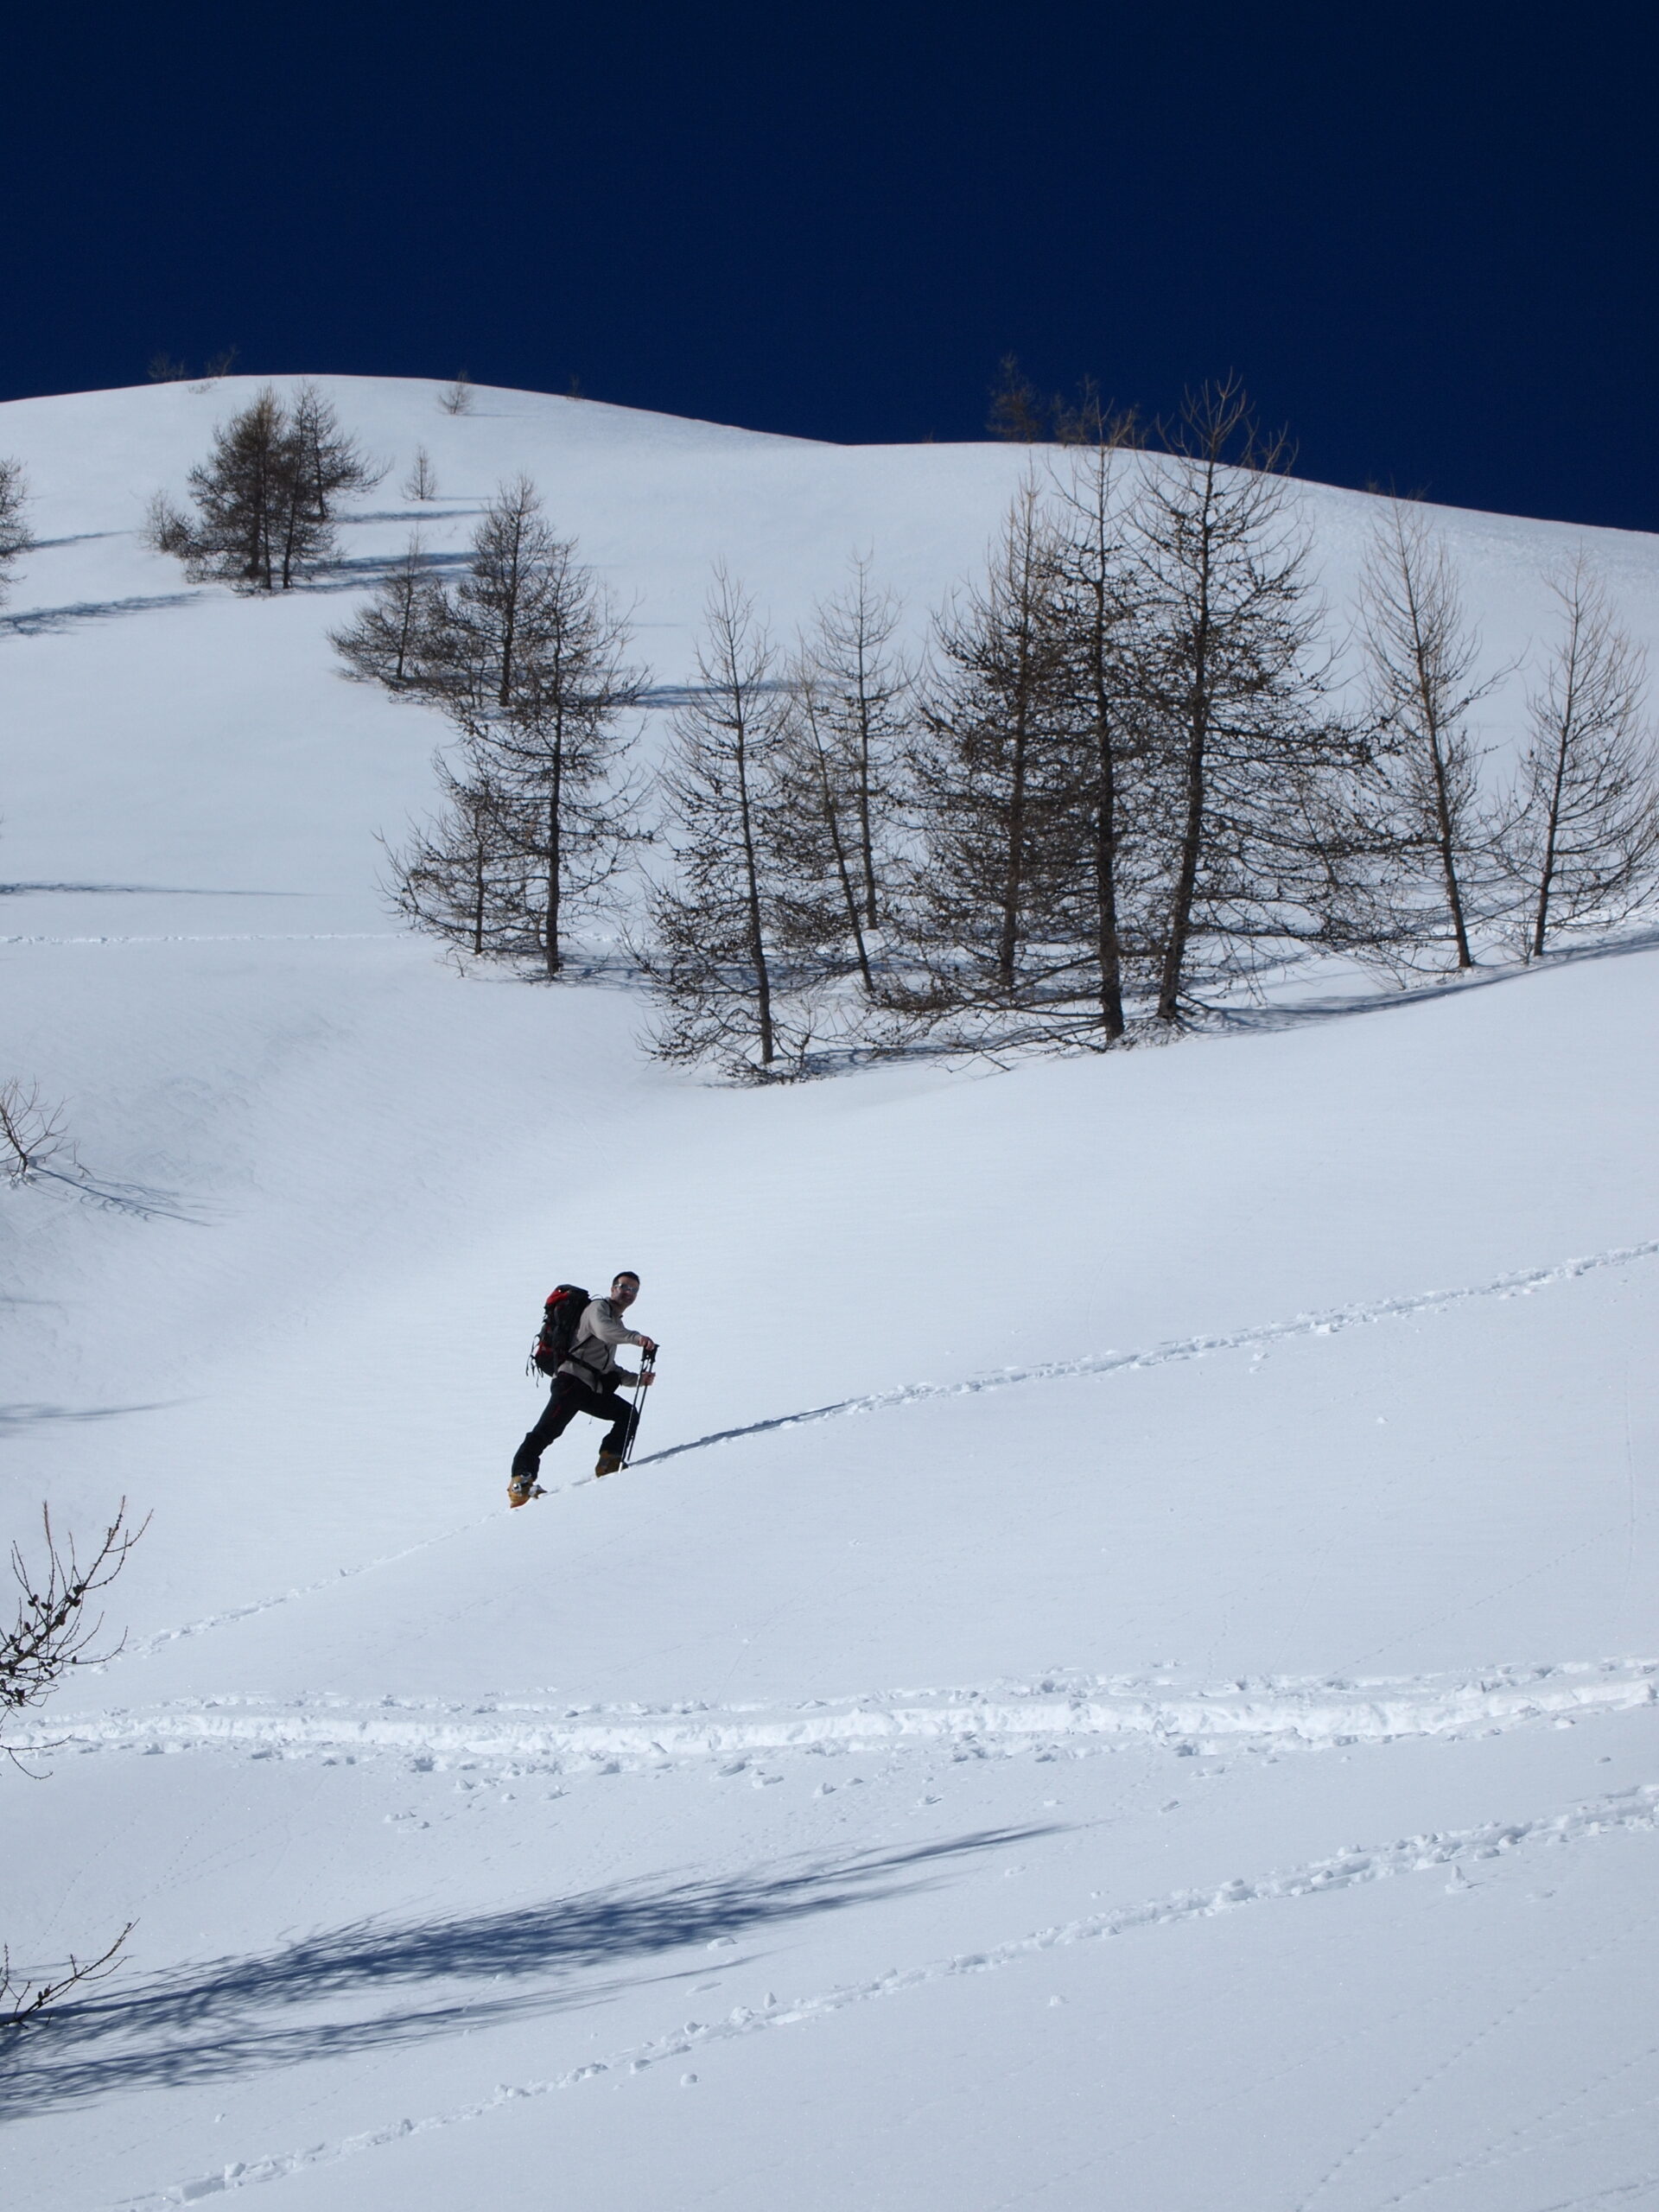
[1157,710,1207,1023]
[543,733,563,978]
[1087,585,1125,1040]
[1424,723,1473,968]
[734,717,774,1065]
[1529,728,1571,961]
[814,744,874,993]
[1155,480,1217,1026]
[855,685,879,929]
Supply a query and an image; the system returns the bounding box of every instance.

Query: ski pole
[622,1345,656,1468]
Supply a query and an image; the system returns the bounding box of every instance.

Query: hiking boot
[508,1476,541,1509]
[594,1451,624,1479]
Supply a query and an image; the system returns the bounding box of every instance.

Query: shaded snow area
[5,376,1659,2211]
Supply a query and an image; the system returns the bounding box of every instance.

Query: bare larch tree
[1504,554,1659,957]
[644,568,800,1076]
[0,457,34,607]
[1046,429,1148,1039]
[361,480,645,974]
[767,556,910,999]
[1128,380,1345,1022]
[381,755,526,961]
[771,671,881,998]
[404,446,438,501]
[1347,499,1503,971]
[332,534,438,689]
[149,385,379,592]
[988,355,1051,442]
[901,480,1077,1027]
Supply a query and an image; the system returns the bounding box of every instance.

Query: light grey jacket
[560,1296,647,1385]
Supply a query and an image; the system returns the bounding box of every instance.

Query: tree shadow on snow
[0,1827,1046,2115]
[28,531,124,551]
[0,882,305,899]
[0,1400,181,1440]
[0,592,200,636]
[305,548,471,594]
[1210,924,1659,1037]
[346,507,484,526]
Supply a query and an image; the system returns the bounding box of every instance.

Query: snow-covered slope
[5,378,1659,2212]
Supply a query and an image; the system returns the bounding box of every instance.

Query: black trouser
[512,1372,635,1478]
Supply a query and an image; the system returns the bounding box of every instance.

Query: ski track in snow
[106,1780,1659,2212]
[32,1659,1658,1773]
[107,1234,1659,1669]
[633,1236,1659,1469]
[115,1519,500,1662]
[0,931,403,946]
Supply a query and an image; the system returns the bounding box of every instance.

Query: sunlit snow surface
[5,378,1659,2210]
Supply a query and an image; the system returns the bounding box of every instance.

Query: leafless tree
[988,355,1050,442]
[188,385,315,590]
[452,511,646,976]
[330,535,439,688]
[899,480,1078,1026]
[146,352,189,383]
[642,568,804,1076]
[381,757,528,961]
[3,1503,144,1756]
[770,668,882,997]
[149,385,378,593]
[3,1923,132,2027]
[1342,499,1505,972]
[1503,555,1659,957]
[0,458,32,606]
[765,556,911,999]
[191,346,239,391]
[3,1501,145,2024]
[288,381,382,523]
[1052,379,1144,452]
[404,446,438,501]
[367,480,646,975]
[0,1080,71,1182]
[1128,379,1349,1022]
[810,556,909,932]
[438,372,474,416]
[1045,426,1152,1039]
[142,489,194,559]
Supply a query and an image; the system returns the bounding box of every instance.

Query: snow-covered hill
[5,378,1659,2211]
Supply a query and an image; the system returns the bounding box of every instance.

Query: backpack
[528,1283,591,1378]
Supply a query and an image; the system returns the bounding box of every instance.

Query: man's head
[612,1271,640,1309]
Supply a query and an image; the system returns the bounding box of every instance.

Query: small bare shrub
[0,1080,72,1182]
[3,1500,146,2023]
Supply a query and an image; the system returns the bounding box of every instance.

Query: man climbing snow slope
[510,1272,658,1504]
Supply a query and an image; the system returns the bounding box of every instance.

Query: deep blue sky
[11,2,1657,529]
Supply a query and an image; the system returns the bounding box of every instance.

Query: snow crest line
[635,1237,1659,1466]
[110,1781,1659,2211]
[38,1660,1656,1771]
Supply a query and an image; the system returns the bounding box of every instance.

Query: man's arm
[578,1300,659,1365]
[582,1300,647,1351]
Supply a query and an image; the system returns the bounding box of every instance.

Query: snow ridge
[36,1659,1656,1771]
